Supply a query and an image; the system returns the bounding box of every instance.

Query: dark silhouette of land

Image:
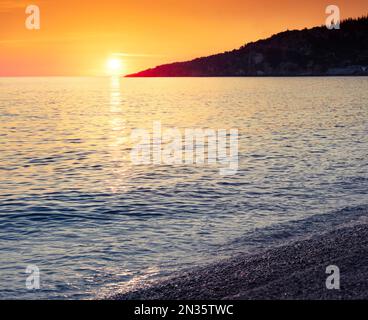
[126,16,368,77]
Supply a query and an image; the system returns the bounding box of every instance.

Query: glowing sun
[106,58,124,75]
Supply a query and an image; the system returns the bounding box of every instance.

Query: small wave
[221,204,368,253]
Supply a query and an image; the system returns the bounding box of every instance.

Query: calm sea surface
[0,77,367,299]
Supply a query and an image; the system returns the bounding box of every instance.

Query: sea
[0,77,367,299]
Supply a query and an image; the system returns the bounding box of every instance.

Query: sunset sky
[0,0,367,76]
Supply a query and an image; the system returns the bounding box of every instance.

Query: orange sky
[0,0,367,76]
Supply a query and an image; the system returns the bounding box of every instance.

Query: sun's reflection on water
[108,76,131,193]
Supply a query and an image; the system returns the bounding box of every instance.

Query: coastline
[125,74,368,78]
[126,16,368,78]
[112,218,368,300]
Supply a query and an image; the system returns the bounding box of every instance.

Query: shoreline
[112,220,368,300]
[125,74,368,78]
